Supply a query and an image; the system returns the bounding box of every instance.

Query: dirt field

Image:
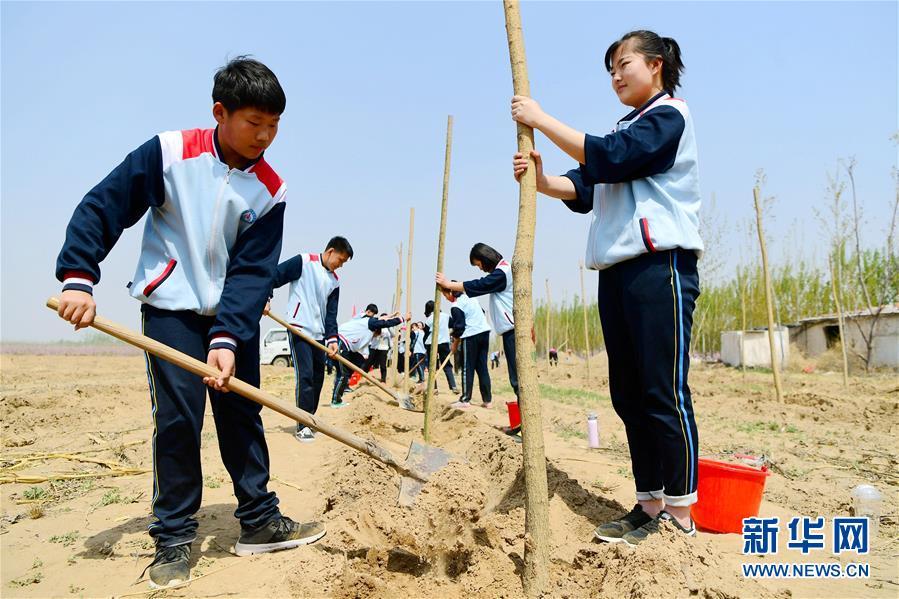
[1,350,896,598]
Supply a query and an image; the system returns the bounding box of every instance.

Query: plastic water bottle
[587,413,600,449]
[851,484,882,538]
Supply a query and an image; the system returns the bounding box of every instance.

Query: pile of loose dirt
[287,397,777,598]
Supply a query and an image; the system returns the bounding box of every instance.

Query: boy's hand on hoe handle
[204,348,235,392]
[326,341,338,358]
[58,289,96,331]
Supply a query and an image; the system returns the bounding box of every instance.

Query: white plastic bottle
[851,484,882,539]
[587,413,600,449]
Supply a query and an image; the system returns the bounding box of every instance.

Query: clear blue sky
[2,1,896,342]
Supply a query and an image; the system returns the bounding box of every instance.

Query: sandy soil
[1,350,896,598]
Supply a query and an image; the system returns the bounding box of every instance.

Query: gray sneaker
[235,516,325,556]
[295,427,315,443]
[621,510,696,546]
[593,504,653,543]
[146,543,191,589]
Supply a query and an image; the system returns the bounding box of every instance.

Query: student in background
[440,286,492,409]
[423,300,459,394]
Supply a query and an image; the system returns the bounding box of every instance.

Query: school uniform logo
[240,209,257,224]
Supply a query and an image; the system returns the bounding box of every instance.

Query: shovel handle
[266,312,406,403]
[46,297,425,481]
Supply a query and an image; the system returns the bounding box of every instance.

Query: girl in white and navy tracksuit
[442,288,493,407]
[511,30,701,538]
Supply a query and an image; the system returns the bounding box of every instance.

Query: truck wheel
[272,356,290,368]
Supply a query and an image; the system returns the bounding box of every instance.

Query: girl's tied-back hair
[469,243,503,272]
[604,30,685,94]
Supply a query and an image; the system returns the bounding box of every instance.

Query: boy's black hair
[424,300,435,317]
[325,236,354,259]
[366,303,379,314]
[604,31,685,94]
[213,56,286,115]
[469,243,503,271]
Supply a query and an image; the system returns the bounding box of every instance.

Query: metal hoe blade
[398,440,452,506]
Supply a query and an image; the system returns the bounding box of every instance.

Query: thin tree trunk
[390,244,403,388]
[740,269,747,376]
[753,186,785,410]
[580,261,591,381]
[403,209,415,392]
[829,254,849,387]
[503,2,550,595]
[424,116,453,442]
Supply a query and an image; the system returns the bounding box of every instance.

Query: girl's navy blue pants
[501,330,519,398]
[597,249,700,507]
[140,304,280,547]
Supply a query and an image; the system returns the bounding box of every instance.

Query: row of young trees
[530,154,899,373]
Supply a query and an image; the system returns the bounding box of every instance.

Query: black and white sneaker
[146,543,191,589]
[593,504,654,543]
[621,510,696,546]
[295,427,315,443]
[235,516,325,556]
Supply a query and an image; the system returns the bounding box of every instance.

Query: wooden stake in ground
[390,244,403,389]
[425,115,453,442]
[579,261,591,381]
[503,1,551,595]
[752,185,785,408]
[403,208,415,392]
[829,253,850,387]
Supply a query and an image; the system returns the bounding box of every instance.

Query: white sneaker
[449,400,471,409]
[295,427,315,442]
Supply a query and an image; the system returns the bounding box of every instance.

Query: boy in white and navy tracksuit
[271,237,352,439]
[333,305,405,405]
[423,300,458,392]
[54,59,324,586]
[511,30,701,542]
[442,289,492,407]
[363,316,391,383]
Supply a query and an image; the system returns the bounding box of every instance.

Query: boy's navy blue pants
[141,305,280,547]
[597,249,700,507]
[288,333,326,432]
[501,330,519,399]
[461,331,491,403]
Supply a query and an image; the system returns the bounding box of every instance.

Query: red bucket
[348,372,361,387]
[506,401,521,429]
[691,458,770,534]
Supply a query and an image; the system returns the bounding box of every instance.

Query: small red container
[348,372,361,387]
[506,401,521,429]
[691,458,770,534]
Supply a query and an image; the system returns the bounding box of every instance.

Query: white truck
[260,327,291,367]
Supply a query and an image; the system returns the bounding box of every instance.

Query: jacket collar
[619,90,670,123]
[213,126,263,171]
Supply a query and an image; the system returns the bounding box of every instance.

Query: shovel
[266,312,418,411]
[46,297,450,505]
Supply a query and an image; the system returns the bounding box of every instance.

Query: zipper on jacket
[205,168,232,312]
